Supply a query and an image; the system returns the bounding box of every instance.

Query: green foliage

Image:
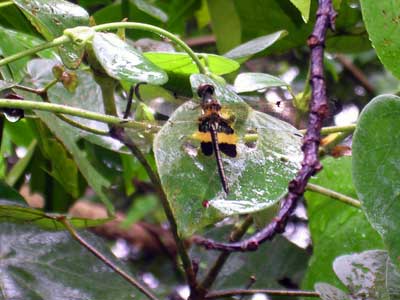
[0,0,400,298]
[353,95,400,267]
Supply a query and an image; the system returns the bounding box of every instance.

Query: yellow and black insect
[192,84,238,194]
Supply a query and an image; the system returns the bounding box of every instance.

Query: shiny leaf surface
[154,74,302,236]
[92,32,168,85]
[0,222,148,300]
[13,0,89,68]
[233,72,289,93]
[144,52,240,75]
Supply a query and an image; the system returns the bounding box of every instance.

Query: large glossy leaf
[303,157,384,289]
[154,74,302,236]
[13,0,89,68]
[315,283,350,300]
[233,72,289,93]
[144,52,240,76]
[353,95,400,266]
[91,32,168,85]
[0,222,152,300]
[360,1,400,79]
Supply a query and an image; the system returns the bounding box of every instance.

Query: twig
[192,0,336,252]
[59,217,160,300]
[205,288,320,299]
[109,127,198,292]
[299,124,355,135]
[306,183,361,208]
[335,54,375,95]
[0,99,160,132]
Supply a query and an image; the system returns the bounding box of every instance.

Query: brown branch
[335,53,375,95]
[192,0,336,252]
[205,289,320,299]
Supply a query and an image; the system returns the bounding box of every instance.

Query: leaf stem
[306,183,361,208]
[206,289,320,299]
[0,35,70,67]
[299,124,356,135]
[92,22,208,75]
[59,217,160,300]
[0,99,160,132]
[0,1,13,8]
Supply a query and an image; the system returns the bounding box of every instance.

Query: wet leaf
[144,52,240,76]
[92,32,168,85]
[233,72,289,93]
[224,30,288,61]
[0,222,151,300]
[154,74,302,236]
[5,140,36,187]
[315,283,349,300]
[303,157,384,289]
[0,181,26,204]
[13,0,89,68]
[353,95,400,267]
[333,250,391,300]
[360,1,400,79]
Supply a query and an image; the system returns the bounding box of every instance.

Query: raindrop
[4,108,24,123]
[182,141,198,158]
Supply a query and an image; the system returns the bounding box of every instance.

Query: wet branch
[205,288,320,299]
[192,0,336,252]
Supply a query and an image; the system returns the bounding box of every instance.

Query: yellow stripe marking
[192,132,238,144]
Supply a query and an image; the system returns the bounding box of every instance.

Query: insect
[193,84,238,194]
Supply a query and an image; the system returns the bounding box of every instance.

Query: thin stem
[59,217,160,300]
[110,127,198,292]
[92,22,207,75]
[299,124,356,135]
[306,183,361,208]
[0,35,70,67]
[0,99,160,132]
[0,1,13,9]
[55,113,109,135]
[206,289,320,299]
[319,131,351,156]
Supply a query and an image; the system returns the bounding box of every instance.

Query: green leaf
[206,0,241,54]
[233,72,289,93]
[303,157,384,289]
[290,0,311,23]
[91,32,168,85]
[13,0,90,68]
[353,95,400,266]
[0,222,152,300]
[154,74,302,236]
[132,0,168,22]
[0,181,26,204]
[224,30,288,61]
[360,0,400,79]
[144,52,240,75]
[0,200,111,229]
[333,250,394,300]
